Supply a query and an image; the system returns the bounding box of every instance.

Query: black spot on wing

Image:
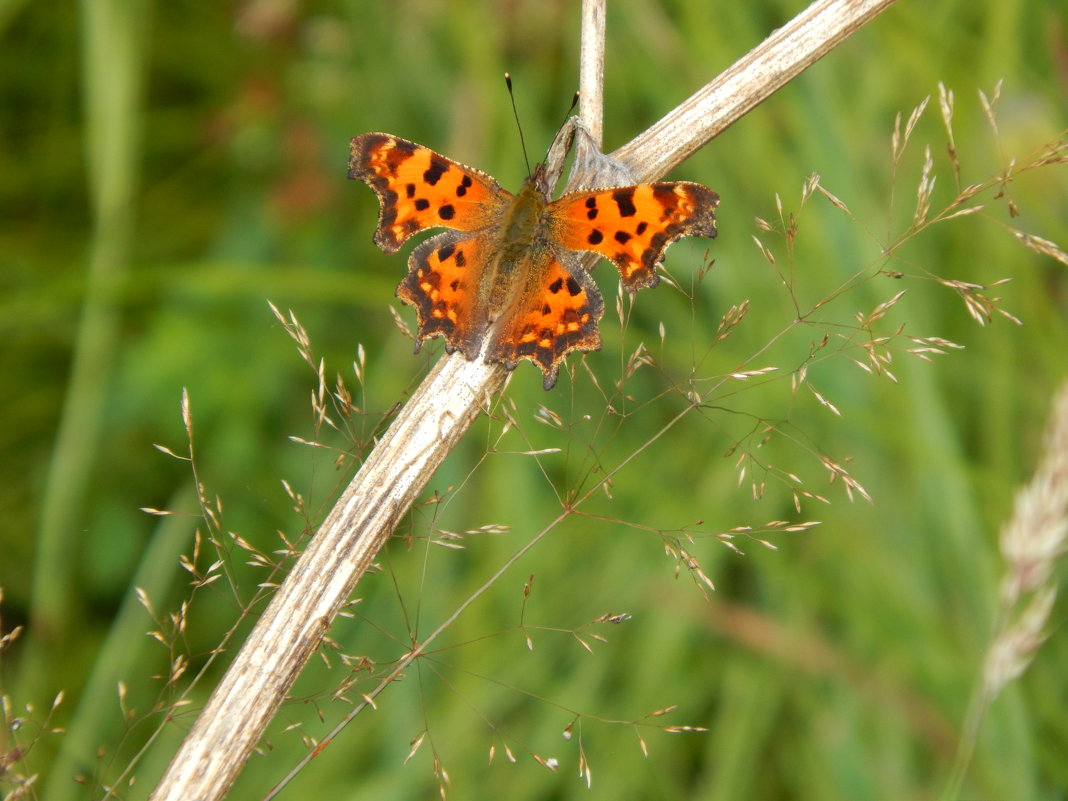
[642,231,671,269]
[652,184,679,205]
[612,188,637,218]
[423,157,448,186]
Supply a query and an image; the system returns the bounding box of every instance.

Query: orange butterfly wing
[401,231,489,361]
[349,133,509,251]
[486,246,604,390]
[548,183,719,290]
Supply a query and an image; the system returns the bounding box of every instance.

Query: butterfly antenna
[505,72,532,176]
[553,90,580,146]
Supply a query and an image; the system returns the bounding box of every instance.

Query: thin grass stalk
[41,486,197,801]
[147,2,900,799]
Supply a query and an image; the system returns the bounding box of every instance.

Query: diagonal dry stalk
[147,1,899,799]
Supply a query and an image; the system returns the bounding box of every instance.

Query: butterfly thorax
[483,176,551,322]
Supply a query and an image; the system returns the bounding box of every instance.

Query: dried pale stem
[148,1,899,799]
[149,354,506,800]
[613,0,901,181]
[578,0,606,147]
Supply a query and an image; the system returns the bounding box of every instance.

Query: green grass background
[2,0,1067,799]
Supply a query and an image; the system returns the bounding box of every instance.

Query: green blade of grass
[25,0,151,685]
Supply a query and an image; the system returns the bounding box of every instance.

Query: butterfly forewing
[349,133,511,252]
[548,183,719,290]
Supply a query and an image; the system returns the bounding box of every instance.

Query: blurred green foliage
[2,1,1067,800]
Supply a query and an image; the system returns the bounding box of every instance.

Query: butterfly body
[349,132,718,389]
[482,178,550,321]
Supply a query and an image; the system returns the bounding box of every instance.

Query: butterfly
[348,131,718,389]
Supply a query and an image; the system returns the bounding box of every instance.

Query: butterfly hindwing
[548,182,719,290]
[487,246,604,390]
[399,230,489,360]
[349,133,511,252]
